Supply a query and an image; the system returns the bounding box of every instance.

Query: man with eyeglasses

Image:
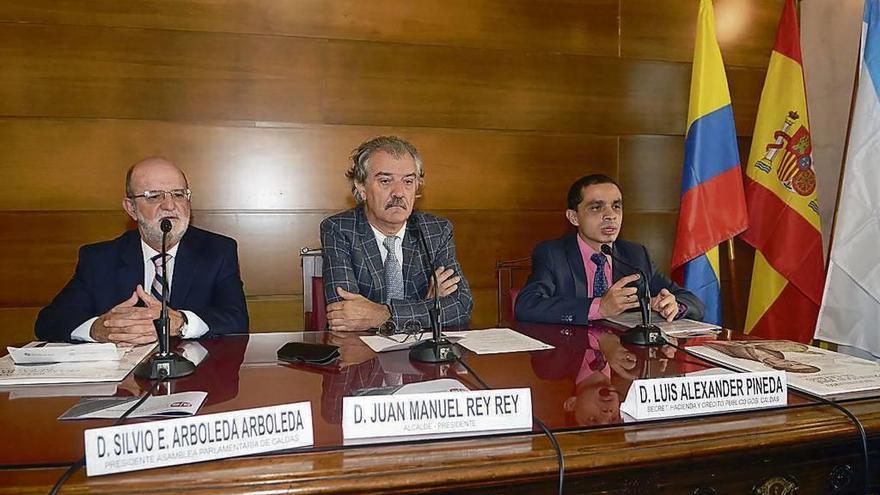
[320,136,473,333]
[35,157,248,344]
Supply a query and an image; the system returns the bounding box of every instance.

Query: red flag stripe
[747,282,819,343]
[772,0,803,64]
[671,166,748,269]
[740,177,825,304]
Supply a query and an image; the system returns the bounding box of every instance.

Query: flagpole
[725,238,741,331]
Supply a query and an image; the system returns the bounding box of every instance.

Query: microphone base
[134,352,196,380]
[409,338,461,363]
[620,324,665,347]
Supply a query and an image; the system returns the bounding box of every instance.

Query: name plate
[84,401,313,476]
[342,388,532,440]
[620,371,787,420]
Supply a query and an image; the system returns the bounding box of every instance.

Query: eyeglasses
[376,319,424,344]
[128,189,192,204]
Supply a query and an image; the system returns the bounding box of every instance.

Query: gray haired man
[320,136,473,332]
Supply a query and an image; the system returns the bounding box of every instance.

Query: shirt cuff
[179,310,209,339]
[70,317,98,342]
[588,298,604,321]
[674,302,688,320]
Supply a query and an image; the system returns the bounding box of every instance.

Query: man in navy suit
[35,157,248,343]
[321,136,473,332]
[515,174,703,325]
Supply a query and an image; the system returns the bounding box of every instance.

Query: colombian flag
[671,0,748,326]
[741,0,825,342]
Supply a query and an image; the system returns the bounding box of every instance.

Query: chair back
[495,257,531,325]
[300,247,325,330]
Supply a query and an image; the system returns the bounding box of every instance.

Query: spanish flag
[741,0,825,342]
[671,0,748,326]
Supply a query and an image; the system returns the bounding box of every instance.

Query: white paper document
[360,328,553,355]
[360,332,462,353]
[0,344,155,386]
[7,342,121,364]
[603,312,721,337]
[59,391,207,420]
[445,328,554,354]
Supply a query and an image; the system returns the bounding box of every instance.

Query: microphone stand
[600,244,664,347]
[135,219,197,379]
[409,216,461,363]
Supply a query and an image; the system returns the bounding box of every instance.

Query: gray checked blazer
[320,206,473,329]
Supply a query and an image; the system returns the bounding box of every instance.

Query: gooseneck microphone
[408,214,461,363]
[134,218,198,379]
[599,244,664,347]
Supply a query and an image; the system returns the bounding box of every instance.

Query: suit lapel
[610,242,635,282]
[117,230,145,299]
[402,219,421,298]
[356,207,385,301]
[170,228,197,308]
[564,234,587,299]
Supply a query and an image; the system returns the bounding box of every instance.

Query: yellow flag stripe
[687,0,733,131]
[744,251,789,333]
[706,245,720,281]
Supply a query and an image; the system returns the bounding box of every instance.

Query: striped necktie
[151,253,172,301]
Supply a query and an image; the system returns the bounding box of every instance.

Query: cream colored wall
[802,0,864,254]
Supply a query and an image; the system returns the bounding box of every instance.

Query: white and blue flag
[815,0,880,358]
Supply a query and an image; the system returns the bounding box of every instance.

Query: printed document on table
[7,342,121,364]
[0,344,155,386]
[603,311,721,337]
[59,391,207,420]
[444,328,554,354]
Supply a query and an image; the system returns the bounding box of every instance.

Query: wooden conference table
[0,322,878,494]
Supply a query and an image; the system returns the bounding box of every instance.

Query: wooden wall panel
[0,0,779,337]
[619,136,685,213]
[0,308,42,347]
[0,1,620,56]
[0,22,767,135]
[0,23,326,123]
[619,212,679,275]
[621,0,784,68]
[0,119,616,211]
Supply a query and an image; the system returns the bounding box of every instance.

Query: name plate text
[85,401,313,476]
[343,388,532,440]
[621,371,787,420]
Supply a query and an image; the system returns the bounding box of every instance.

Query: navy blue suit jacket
[514,234,704,325]
[35,226,249,342]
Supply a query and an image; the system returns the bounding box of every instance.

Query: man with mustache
[515,174,703,325]
[35,157,249,344]
[320,136,473,332]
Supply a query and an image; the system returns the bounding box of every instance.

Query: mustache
[384,197,408,210]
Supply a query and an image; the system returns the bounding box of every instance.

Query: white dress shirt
[369,222,407,284]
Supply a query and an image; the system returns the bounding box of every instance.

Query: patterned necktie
[383,236,404,302]
[151,253,172,301]
[590,253,608,298]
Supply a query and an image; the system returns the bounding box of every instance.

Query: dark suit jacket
[35,226,249,341]
[514,234,704,325]
[320,206,473,328]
